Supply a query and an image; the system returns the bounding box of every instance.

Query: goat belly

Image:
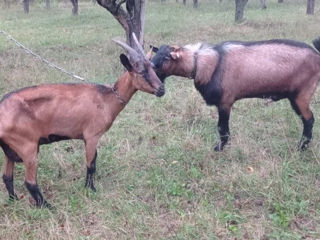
[38,134,71,145]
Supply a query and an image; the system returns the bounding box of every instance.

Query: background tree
[70,0,78,15]
[193,0,198,8]
[261,0,267,9]
[235,0,248,22]
[23,0,29,13]
[307,0,315,15]
[96,0,146,47]
[46,0,50,9]
[3,0,9,8]
[278,0,283,3]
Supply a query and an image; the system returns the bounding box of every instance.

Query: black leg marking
[299,115,314,151]
[289,99,301,116]
[214,107,230,152]
[2,175,18,200]
[25,181,51,208]
[85,151,97,192]
[290,99,314,151]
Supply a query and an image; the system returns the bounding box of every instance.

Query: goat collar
[111,85,127,105]
[190,52,198,79]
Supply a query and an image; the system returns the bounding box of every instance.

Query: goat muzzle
[155,84,165,97]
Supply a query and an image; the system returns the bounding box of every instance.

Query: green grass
[1,0,320,239]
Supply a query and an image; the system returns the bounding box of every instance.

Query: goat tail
[313,37,320,53]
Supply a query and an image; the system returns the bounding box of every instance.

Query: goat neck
[112,71,137,107]
[172,49,195,78]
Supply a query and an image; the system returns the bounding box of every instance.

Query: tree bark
[23,0,29,13]
[261,0,267,9]
[96,0,146,48]
[70,0,78,15]
[307,0,315,15]
[278,0,283,3]
[4,0,9,8]
[183,0,186,5]
[193,0,198,8]
[235,0,248,22]
[46,0,50,9]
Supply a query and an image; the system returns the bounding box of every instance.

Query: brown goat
[151,38,320,151]
[0,34,165,207]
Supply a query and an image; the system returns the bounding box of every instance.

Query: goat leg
[299,115,314,151]
[25,181,52,208]
[2,175,18,200]
[2,156,18,200]
[85,151,97,192]
[214,107,231,152]
[289,97,314,151]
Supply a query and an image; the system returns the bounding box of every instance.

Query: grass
[1,0,320,239]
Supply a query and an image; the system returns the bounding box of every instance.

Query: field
[1,0,320,239]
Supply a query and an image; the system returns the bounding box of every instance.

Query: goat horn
[112,38,140,62]
[132,33,146,57]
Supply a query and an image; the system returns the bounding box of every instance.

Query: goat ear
[170,52,180,60]
[150,45,159,53]
[120,54,133,72]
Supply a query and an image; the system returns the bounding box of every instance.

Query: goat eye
[165,56,171,60]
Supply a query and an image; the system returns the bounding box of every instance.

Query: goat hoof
[42,201,53,209]
[90,186,97,192]
[85,183,96,192]
[9,194,19,201]
[214,143,223,152]
[298,143,309,151]
[298,139,310,151]
[35,200,53,209]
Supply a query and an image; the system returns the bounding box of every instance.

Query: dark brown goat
[0,34,165,207]
[151,38,320,151]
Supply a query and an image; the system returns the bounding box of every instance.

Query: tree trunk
[23,0,29,13]
[46,0,50,9]
[70,0,78,15]
[235,0,248,22]
[127,0,145,47]
[307,0,315,15]
[96,0,146,48]
[193,0,198,8]
[278,0,283,3]
[183,0,186,5]
[4,0,10,8]
[261,0,267,9]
